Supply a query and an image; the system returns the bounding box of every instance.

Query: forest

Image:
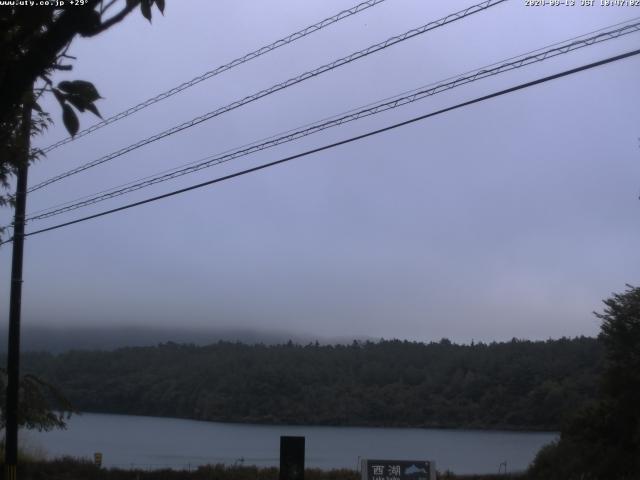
[20,336,601,431]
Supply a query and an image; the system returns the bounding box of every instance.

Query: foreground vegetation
[526,285,640,479]
[0,458,523,480]
[19,336,601,431]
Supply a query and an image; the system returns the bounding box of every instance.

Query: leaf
[58,80,101,103]
[62,104,79,137]
[57,81,73,93]
[76,9,102,36]
[140,0,152,22]
[155,0,165,14]
[65,94,87,112]
[85,102,102,119]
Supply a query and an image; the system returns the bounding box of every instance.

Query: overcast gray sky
[1,0,639,343]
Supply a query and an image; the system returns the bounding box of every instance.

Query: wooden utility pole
[4,96,32,480]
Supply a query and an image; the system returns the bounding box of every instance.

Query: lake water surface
[25,413,556,475]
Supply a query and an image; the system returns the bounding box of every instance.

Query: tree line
[19,336,602,431]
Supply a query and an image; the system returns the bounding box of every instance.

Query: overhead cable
[39,0,390,154]
[24,19,640,222]
[28,0,507,193]
[2,47,637,245]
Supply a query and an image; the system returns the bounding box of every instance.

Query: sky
[1,0,639,344]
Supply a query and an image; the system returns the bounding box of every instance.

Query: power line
[28,0,507,194]
[39,0,390,154]
[26,15,640,221]
[3,47,637,245]
[23,19,640,222]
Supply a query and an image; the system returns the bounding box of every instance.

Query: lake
[24,413,557,475]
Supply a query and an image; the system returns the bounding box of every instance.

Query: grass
[0,457,526,480]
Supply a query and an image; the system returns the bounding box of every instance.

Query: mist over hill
[0,324,371,353]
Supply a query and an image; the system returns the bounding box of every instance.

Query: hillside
[21,337,602,430]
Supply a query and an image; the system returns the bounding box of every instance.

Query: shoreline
[67,410,561,434]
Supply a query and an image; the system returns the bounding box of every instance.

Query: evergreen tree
[529,285,640,480]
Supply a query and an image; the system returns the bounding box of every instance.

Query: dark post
[280,436,305,480]
[4,97,32,480]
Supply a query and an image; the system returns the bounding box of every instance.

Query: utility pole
[4,96,32,480]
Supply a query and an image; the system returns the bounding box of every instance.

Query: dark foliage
[0,0,164,211]
[1,458,356,480]
[0,457,521,480]
[528,285,640,480]
[20,337,601,430]
[0,368,74,432]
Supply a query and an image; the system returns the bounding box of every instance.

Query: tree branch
[0,0,141,125]
[100,0,119,15]
[84,0,140,36]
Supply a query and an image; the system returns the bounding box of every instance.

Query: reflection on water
[25,413,557,474]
